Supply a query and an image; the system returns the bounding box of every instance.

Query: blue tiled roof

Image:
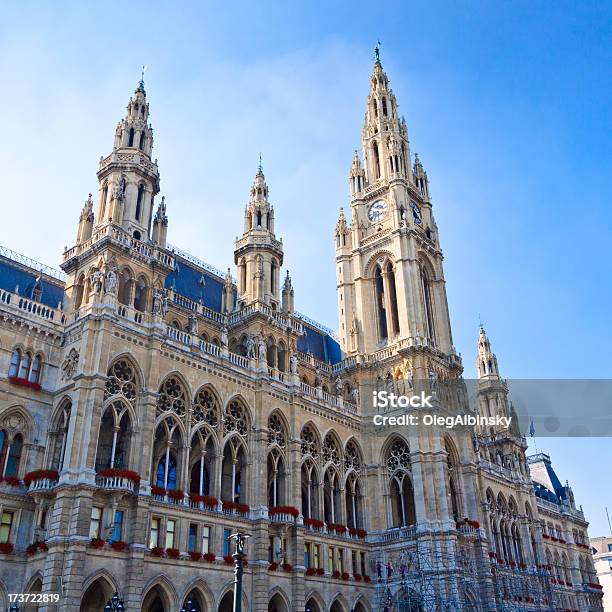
[298,324,342,365]
[0,255,65,309]
[164,257,224,312]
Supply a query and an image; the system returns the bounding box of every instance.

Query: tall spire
[477,325,500,379]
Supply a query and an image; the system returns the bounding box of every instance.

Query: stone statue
[152,288,166,316]
[245,335,255,359]
[114,176,126,201]
[351,386,360,404]
[290,353,299,375]
[188,314,198,334]
[104,267,118,295]
[335,376,343,396]
[258,337,267,361]
[90,269,103,295]
[314,368,322,388]
[220,325,228,347]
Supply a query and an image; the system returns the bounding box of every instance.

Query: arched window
[189,428,215,496]
[323,469,341,525]
[74,274,85,309]
[139,132,145,151]
[382,97,388,116]
[133,277,147,312]
[117,269,133,306]
[32,282,42,302]
[420,264,436,342]
[18,352,31,380]
[128,128,135,147]
[385,261,400,338]
[0,430,7,474]
[100,182,108,220]
[94,401,132,471]
[221,438,246,503]
[301,460,319,519]
[135,185,144,221]
[270,260,277,294]
[156,376,188,419]
[372,141,381,179]
[51,401,71,471]
[29,354,42,384]
[445,438,461,520]
[345,473,363,529]
[277,341,287,372]
[8,349,21,377]
[152,416,183,490]
[105,358,138,405]
[374,265,387,341]
[386,438,416,528]
[267,448,285,507]
[4,434,23,477]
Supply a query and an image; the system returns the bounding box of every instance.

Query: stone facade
[0,59,603,612]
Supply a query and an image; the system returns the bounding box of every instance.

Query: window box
[167,489,184,502]
[341,572,350,581]
[151,546,165,557]
[23,470,59,487]
[90,538,105,549]
[304,518,324,529]
[269,506,299,518]
[96,468,141,486]
[327,523,346,535]
[270,562,279,571]
[222,500,250,514]
[0,543,14,554]
[189,551,202,561]
[282,563,293,573]
[8,376,41,391]
[26,541,48,555]
[223,555,233,565]
[166,548,180,558]
[354,574,363,582]
[0,476,21,487]
[316,568,324,576]
[363,575,371,583]
[305,567,317,576]
[190,494,218,508]
[332,570,341,579]
[111,541,128,551]
[151,485,166,496]
[203,552,216,562]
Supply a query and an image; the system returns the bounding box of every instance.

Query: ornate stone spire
[477,325,500,379]
[76,193,95,243]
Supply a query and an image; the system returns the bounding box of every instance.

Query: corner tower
[95,78,160,240]
[234,165,284,309]
[336,50,454,359]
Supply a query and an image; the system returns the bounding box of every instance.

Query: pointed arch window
[18,352,31,380]
[51,401,71,471]
[267,448,285,507]
[420,264,436,342]
[0,431,7,476]
[139,132,145,151]
[157,453,177,490]
[372,141,381,180]
[382,97,388,116]
[301,461,319,520]
[128,128,135,147]
[189,430,214,496]
[221,438,246,503]
[374,265,388,341]
[323,469,341,525]
[74,274,85,310]
[133,277,147,312]
[29,354,42,383]
[95,400,132,471]
[4,434,23,478]
[135,185,144,221]
[8,349,21,378]
[345,473,363,529]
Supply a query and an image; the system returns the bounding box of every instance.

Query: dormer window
[32,282,42,302]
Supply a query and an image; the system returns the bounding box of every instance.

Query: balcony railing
[95,474,137,493]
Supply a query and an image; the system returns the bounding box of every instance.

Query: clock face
[411,201,422,224]
[368,200,388,223]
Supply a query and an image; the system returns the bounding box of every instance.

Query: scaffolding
[371,531,558,611]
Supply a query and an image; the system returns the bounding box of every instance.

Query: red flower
[8,376,41,391]
[23,470,59,487]
[111,541,128,551]
[204,552,216,562]
[305,567,316,576]
[269,506,300,518]
[223,555,234,565]
[222,500,250,514]
[304,518,324,529]
[151,546,165,557]
[357,529,367,538]
[168,489,184,501]
[341,572,350,581]
[332,570,341,579]
[354,574,363,582]
[166,548,180,558]
[0,543,14,554]
[96,468,141,486]
[363,576,371,583]
[316,568,324,576]
[190,494,218,508]
[189,551,202,561]
[38,542,48,552]
[26,544,38,556]
[282,563,293,573]
[270,562,279,571]
[0,476,21,487]
[151,485,166,496]
[90,538,105,549]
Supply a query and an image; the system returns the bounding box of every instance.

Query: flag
[529,420,535,437]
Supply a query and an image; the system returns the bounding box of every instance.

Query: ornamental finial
[374,40,381,64]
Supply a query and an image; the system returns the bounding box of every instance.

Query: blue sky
[0,2,610,534]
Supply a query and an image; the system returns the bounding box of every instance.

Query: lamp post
[229,532,250,612]
[104,592,125,611]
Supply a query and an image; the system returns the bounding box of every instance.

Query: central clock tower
[335,54,455,360]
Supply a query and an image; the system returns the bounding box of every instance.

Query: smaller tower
[151,197,168,247]
[281,271,294,314]
[234,165,284,309]
[76,194,94,244]
[348,150,365,198]
[477,325,500,379]
[222,268,235,313]
[413,153,430,200]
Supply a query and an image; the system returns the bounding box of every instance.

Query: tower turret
[282,270,294,314]
[477,325,500,379]
[95,78,160,241]
[76,194,94,244]
[234,165,284,309]
[151,196,168,247]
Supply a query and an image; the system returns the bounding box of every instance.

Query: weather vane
[140,64,147,86]
[374,40,381,63]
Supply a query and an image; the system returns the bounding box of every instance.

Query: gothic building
[0,55,603,611]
